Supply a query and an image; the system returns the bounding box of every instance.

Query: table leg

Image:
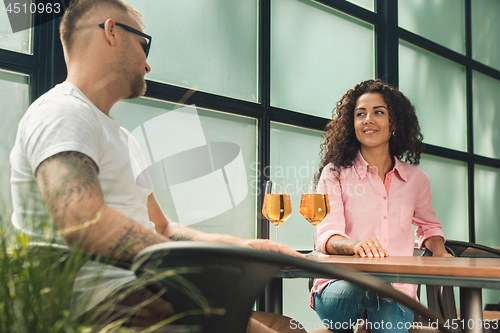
[265,277,283,314]
[460,287,483,333]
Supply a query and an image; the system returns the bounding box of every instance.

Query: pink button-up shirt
[310,151,445,309]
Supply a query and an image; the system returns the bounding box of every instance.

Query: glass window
[110,98,258,239]
[269,122,322,250]
[0,70,30,219]
[418,155,468,241]
[126,0,258,102]
[347,0,374,12]
[0,3,32,54]
[472,0,500,71]
[398,0,465,54]
[475,165,500,247]
[399,41,466,152]
[271,0,374,118]
[283,279,320,328]
[473,71,500,159]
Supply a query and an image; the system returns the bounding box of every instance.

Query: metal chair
[421,240,500,324]
[132,241,453,333]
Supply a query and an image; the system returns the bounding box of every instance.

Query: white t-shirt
[10,81,155,316]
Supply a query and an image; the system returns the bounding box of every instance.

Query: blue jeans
[313,280,414,333]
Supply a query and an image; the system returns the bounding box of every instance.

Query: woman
[311,79,452,332]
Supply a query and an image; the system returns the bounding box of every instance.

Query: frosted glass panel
[398,0,465,54]
[271,0,374,118]
[399,41,466,151]
[270,122,322,250]
[473,71,500,159]
[418,155,468,241]
[0,4,32,54]
[475,165,500,247]
[0,70,30,220]
[111,99,257,239]
[472,0,500,71]
[346,0,373,11]
[126,0,258,102]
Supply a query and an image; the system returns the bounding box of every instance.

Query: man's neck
[66,71,123,116]
[360,145,394,181]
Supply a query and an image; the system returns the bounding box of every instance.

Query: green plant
[0,223,96,333]
[0,214,224,333]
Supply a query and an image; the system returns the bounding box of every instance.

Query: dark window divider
[269,106,329,131]
[314,0,377,24]
[399,28,500,81]
[376,0,398,86]
[258,0,271,313]
[398,28,470,66]
[144,81,265,120]
[258,0,272,241]
[423,143,500,170]
[0,50,39,68]
[423,144,470,163]
[471,60,500,82]
[465,0,475,242]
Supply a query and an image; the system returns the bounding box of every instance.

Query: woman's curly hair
[316,79,423,181]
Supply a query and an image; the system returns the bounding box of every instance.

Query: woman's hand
[326,235,389,257]
[431,249,454,258]
[352,238,389,258]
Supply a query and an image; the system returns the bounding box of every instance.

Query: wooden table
[276,255,500,333]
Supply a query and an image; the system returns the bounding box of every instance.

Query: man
[10,0,305,331]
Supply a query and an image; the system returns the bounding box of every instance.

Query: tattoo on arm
[107,223,165,261]
[36,151,167,261]
[168,231,196,242]
[36,151,102,224]
[328,239,359,255]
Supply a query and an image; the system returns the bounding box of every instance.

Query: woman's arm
[413,173,451,257]
[423,235,453,257]
[326,235,389,258]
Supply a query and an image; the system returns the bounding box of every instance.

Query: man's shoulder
[31,82,91,111]
[22,82,97,127]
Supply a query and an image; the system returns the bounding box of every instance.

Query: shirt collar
[353,150,408,182]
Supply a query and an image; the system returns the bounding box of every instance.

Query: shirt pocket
[399,205,415,232]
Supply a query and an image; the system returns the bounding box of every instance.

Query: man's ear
[103,19,117,46]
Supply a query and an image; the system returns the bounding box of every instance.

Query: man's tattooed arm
[168,231,196,241]
[36,151,169,261]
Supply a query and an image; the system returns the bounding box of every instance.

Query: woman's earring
[392,131,396,136]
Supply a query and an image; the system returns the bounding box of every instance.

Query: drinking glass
[262,180,292,243]
[300,180,330,256]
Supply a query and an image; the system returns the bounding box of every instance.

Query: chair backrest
[132,242,452,333]
[443,240,500,258]
[421,240,500,322]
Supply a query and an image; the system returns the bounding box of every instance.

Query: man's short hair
[60,0,143,54]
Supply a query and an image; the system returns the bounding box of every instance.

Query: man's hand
[241,239,306,258]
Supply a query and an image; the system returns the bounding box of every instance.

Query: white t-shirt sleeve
[21,96,103,175]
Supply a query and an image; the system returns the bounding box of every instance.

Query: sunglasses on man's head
[98,22,152,58]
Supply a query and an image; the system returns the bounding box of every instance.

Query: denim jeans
[313,280,414,333]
